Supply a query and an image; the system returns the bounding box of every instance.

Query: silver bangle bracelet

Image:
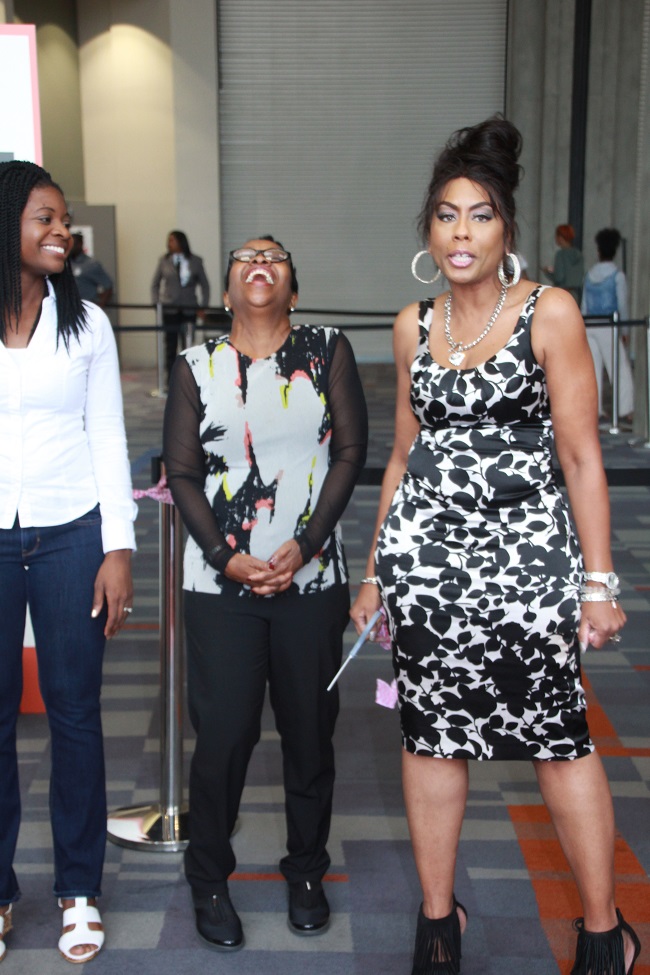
[580,584,617,597]
[360,576,379,586]
[580,588,617,603]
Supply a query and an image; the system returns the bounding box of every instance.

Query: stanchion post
[609,312,620,434]
[151,302,167,398]
[158,499,186,842]
[644,315,650,449]
[107,482,189,851]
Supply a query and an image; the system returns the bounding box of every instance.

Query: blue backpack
[583,271,618,316]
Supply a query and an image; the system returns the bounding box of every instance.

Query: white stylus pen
[326,609,383,692]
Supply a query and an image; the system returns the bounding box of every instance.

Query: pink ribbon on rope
[133,475,174,505]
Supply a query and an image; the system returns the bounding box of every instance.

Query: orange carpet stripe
[582,675,619,739]
[580,674,650,755]
[597,746,650,757]
[516,839,571,874]
[508,805,552,823]
[516,836,646,877]
[506,675,650,971]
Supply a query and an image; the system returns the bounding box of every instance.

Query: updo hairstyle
[417,115,523,252]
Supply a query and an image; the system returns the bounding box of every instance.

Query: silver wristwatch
[584,571,619,590]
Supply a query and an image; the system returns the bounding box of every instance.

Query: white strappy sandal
[58,898,104,964]
[0,905,12,964]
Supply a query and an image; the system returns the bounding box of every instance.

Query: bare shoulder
[394,300,421,331]
[531,285,586,364]
[534,285,583,327]
[392,300,422,367]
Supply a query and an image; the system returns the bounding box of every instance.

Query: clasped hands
[224,539,303,595]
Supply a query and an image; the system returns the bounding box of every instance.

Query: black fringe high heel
[411,896,467,975]
[571,908,641,975]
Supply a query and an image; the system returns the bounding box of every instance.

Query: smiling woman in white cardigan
[0,160,137,964]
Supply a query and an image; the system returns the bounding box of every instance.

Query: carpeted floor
[8,365,650,974]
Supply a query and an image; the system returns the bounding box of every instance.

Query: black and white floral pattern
[376,288,594,760]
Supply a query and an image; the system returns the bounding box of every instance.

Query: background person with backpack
[581,228,634,422]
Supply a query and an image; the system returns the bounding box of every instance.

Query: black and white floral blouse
[164,325,367,596]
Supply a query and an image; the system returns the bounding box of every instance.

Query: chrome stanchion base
[107,803,189,852]
[149,388,168,399]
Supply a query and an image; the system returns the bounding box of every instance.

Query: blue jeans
[0,507,107,904]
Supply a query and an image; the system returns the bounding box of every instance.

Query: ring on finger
[609,633,621,644]
[122,606,133,614]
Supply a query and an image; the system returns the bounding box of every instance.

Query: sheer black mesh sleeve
[163,333,368,574]
[163,356,235,573]
[295,331,368,563]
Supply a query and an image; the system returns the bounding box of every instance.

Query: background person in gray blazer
[151,230,210,384]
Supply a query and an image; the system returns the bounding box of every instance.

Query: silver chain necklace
[444,283,508,366]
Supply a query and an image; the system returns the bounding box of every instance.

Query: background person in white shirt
[0,161,137,965]
[581,228,634,422]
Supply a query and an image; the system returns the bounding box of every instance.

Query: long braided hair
[0,160,87,347]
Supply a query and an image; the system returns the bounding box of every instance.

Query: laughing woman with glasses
[163,235,368,951]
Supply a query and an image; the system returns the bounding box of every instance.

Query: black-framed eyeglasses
[229,247,291,264]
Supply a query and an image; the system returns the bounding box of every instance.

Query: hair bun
[417,114,523,247]
[451,115,522,194]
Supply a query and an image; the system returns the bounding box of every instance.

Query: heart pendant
[448,349,465,366]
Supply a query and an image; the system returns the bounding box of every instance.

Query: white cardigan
[0,279,137,552]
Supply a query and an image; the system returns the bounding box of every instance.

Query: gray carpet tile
[8,367,649,974]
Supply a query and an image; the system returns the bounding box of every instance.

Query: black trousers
[163,308,193,382]
[183,583,350,894]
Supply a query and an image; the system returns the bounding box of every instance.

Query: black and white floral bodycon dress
[376,288,594,761]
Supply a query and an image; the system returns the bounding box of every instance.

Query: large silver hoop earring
[497,252,521,288]
[411,250,441,284]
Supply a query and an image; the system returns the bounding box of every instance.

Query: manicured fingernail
[91,609,99,618]
[579,641,587,653]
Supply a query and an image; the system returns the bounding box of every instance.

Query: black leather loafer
[192,891,244,951]
[288,880,330,935]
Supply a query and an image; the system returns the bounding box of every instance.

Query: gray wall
[11,0,650,427]
[507,0,650,430]
[507,0,650,313]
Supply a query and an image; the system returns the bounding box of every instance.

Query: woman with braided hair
[0,161,137,963]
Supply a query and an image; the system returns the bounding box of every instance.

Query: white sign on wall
[0,24,42,655]
[0,24,42,163]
